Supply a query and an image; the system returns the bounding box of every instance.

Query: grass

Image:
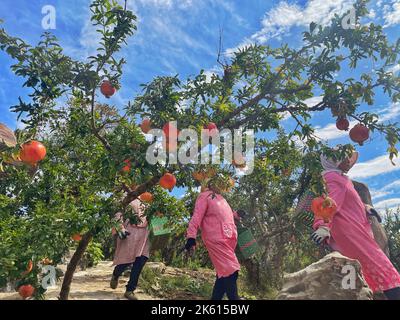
[139,266,214,299]
[138,263,276,300]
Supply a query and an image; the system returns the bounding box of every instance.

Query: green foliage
[81,241,105,269]
[139,266,214,299]
[384,208,400,271]
[1,0,400,299]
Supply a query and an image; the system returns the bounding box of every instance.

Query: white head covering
[320,154,342,175]
[320,151,359,176]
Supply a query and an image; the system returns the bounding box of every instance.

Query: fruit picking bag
[150,216,172,236]
[237,227,260,259]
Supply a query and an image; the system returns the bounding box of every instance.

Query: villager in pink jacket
[312,152,400,300]
[110,199,150,300]
[186,187,242,300]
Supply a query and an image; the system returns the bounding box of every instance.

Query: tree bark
[59,233,93,300]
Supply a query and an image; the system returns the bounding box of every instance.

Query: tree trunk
[59,233,93,300]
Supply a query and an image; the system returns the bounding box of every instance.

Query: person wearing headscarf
[312,150,400,300]
[110,199,150,300]
[184,178,245,300]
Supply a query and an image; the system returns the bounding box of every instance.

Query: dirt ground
[0,261,216,300]
[0,261,159,300]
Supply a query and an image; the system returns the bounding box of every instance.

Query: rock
[146,262,167,274]
[0,123,17,151]
[277,252,373,300]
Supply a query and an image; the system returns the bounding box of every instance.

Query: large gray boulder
[277,252,373,300]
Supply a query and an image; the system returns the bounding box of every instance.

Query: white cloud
[138,0,194,9]
[370,189,392,201]
[314,120,357,141]
[282,96,324,121]
[314,102,400,142]
[388,64,400,75]
[253,0,354,43]
[377,102,400,122]
[367,8,376,19]
[79,17,102,57]
[225,0,354,56]
[383,0,400,27]
[382,180,400,191]
[348,155,400,179]
[375,198,400,211]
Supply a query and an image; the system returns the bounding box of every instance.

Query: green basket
[150,217,172,236]
[237,228,260,259]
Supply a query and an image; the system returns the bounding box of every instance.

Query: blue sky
[0,0,400,211]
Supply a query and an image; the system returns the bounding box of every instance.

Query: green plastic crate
[150,217,172,236]
[237,228,260,259]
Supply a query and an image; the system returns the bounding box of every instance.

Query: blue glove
[118,230,131,240]
[184,238,196,251]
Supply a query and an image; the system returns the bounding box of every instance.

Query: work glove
[311,226,330,245]
[236,209,247,219]
[365,204,382,223]
[184,238,196,252]
[117,230,131,240]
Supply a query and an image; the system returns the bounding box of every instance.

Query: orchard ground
[0,259,263,300]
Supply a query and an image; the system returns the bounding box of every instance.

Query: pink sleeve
[232,210,240,221]
[313,173,345,230]
[186,193,208,239]
[325,173,347,213]
[313,217,330,230]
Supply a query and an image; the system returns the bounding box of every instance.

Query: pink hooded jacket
[187,190,241,278]
[313,172,400,292]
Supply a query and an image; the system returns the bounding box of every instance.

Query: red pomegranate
[19,141,47,165]
[162,137,178,153]
[159,173,177,191]
[311,196,337,223]
[139,192,153,203]
[100,80,116,98]
[18,285,35,299]
[140,118,152,134]
[71,234,82,242]
[204,122,219,137]
[349,124,369,146]
[163,122,179,138]
[121,159,131,173]
[336,117,350,131]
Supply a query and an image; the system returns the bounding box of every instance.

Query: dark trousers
[211,271,240,300]
[384,287,400,300]
[113,255,148,292]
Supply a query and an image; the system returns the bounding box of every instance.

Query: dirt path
[0,261,215,300]
[0,261,158,300]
